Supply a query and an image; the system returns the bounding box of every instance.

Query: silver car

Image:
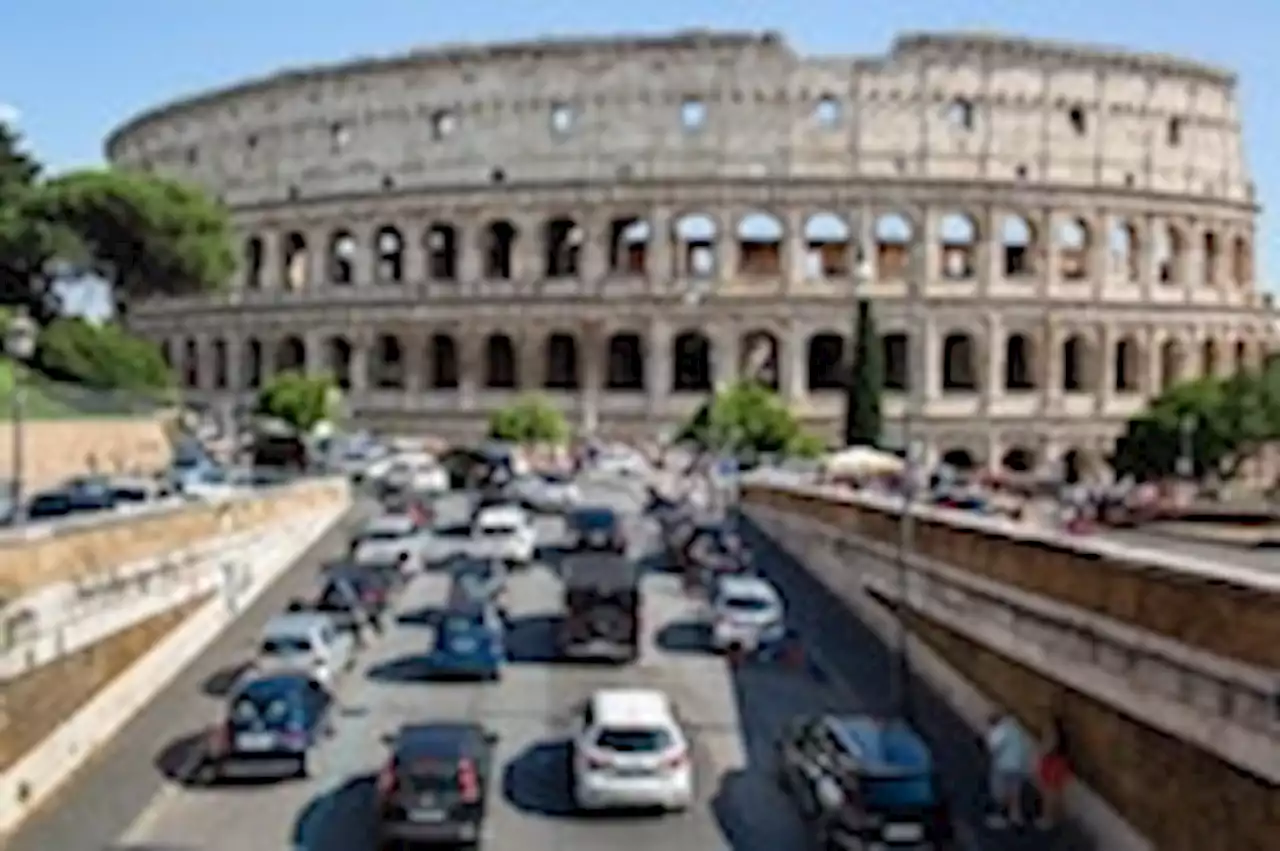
[249,613,355,687]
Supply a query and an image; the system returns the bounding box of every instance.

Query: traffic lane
[1100,527,1279,572]
[741,520,1097,851]
[2,498,368,851]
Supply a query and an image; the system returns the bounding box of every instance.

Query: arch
[874,213,913,279]
[484,333,517,389]
[159,339,173,370]
[739,329,779,390]
[1202,338,1219,377]
[605,332,645,390]
[1060,449,1083,484]
[326,336,353,389]
[1234,339,1249,372]
[1109,218,1140,283]
[544,217,582,279]
[430,334,459,389]
[1001,214,1037,277]
[1202,231,1220,287]
[1001,447,1036,473]
[543,332,580,389]
[803,213,850,280]
[211,338,228,389]
[374,226,404,283]
[1155,223,1186,286]
[736,211,784,277]
[1231,235,1252,287]
[939,212,977,280]
[609,217,650,276]
[282,232,309,290]
[244,237,264,289]
[673,213,718,278]
[327,230,356,285]
[1004,333,1036,391]
[274,336,305,373]
[1160,340,1185,390]
[807,332,846,391]
[1114,336,1140,392]
[371,334,404,389]
[182,339,199,388]
[941,332,977,391]
[1057,217,1091,281]
[882,333,908,391]
[939,448,975,470]
[243,339,263,389]
[671,331,711,392]
[424,223,458,281]
[1062,334,1091,392]
[483,221,518,280]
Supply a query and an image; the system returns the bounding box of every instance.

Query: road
[1098,527,1279,573]
[4,471,1096,851]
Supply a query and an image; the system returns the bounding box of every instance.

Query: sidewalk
[743,521,1097,851]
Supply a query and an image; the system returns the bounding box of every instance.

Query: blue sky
[2,0,1277,314]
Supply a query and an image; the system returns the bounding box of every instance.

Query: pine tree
[843,299,884,447]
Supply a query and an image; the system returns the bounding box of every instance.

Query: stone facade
[109,30,1280,470]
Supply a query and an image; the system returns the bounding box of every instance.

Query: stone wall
[0,416,175,493]
[743,483,1280,668]
[908,611,1278,851]
[0,477,348,596]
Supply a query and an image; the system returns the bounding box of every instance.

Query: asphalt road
[1098,527,1279,573]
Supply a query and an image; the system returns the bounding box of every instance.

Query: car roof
[570,506,618,523]
[561,555,639,590]
[234,671,316,697]
[591,688,674,726]
[827,715,933,775]
[391,722,488,759]
[475,504,525,523]
[715,575,778,600]
[364,514,416,534]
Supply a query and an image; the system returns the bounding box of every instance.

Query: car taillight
[376,761,398,799]
[208,721,230,754]
[660,750,688,770]
[457,758,479,803]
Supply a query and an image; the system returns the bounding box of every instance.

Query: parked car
[570,688,693,812]
[202,672,334,781]
[776,714,953,849]
[375,723,498,847]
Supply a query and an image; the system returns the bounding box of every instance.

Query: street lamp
[5,308,37,524]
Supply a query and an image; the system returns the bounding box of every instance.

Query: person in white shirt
[985,711,1032,827]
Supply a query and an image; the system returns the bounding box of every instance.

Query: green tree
[843,299,884,447]
[0,122,73,321]
[255,370,339,434]
[34,317,173,394]
[1111,369,1280,482]
[678,381,824,458]
[488,395,570,444]
[39,168,237,315]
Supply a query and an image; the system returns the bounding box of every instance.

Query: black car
[566,506,626,554]
[375,722,498,848]
[203,672,333,781]
[314,571,388,636]
[558,555,640,662]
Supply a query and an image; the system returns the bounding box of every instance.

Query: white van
[571,688,693,812]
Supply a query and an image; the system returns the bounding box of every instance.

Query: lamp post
[5,309,37,524]
[891,257,926,720]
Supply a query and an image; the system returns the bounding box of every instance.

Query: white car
[708,575,785,652]
[470,504,537,566]
[571,688,693,812]
[352,513,427,571]
[249,613,355,687]
[508,474,580,512]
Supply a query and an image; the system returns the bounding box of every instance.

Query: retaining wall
[742,478,1280,851]
[0,416,176,493]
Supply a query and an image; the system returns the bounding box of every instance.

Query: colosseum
[111,29,1279,478]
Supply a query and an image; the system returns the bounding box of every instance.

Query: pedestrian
[1036,715,1073,829]
[984,711,1031,828]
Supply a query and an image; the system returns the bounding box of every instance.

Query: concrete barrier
[742,479,1280,851]
[0,486,350,836]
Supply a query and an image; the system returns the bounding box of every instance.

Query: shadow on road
[395,605,443,628]
[201,662,250,697]
[291,774,376,851]
[504,613,568,664]
[654,620,712,655]
[366,654,431,684]
[153,731,209,787]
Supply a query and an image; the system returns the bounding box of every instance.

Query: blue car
[202,672,333,782]
[430,601,506,680]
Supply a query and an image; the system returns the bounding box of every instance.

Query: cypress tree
[843,299,884,447]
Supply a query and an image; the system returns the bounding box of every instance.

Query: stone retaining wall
[0,477,348,596]
[743,481,1280,668]
[0,416,175,493]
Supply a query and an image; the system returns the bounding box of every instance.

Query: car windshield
[261,636,313,655]
[364,528,406,541]
[719,595,774,613]
[573,512,615,531]
[400,758,461,792]
[594,727,673,753]
[232,690,296,724]
[479,525,518,537]
[860,773,938,809]
[443,615,483,634]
